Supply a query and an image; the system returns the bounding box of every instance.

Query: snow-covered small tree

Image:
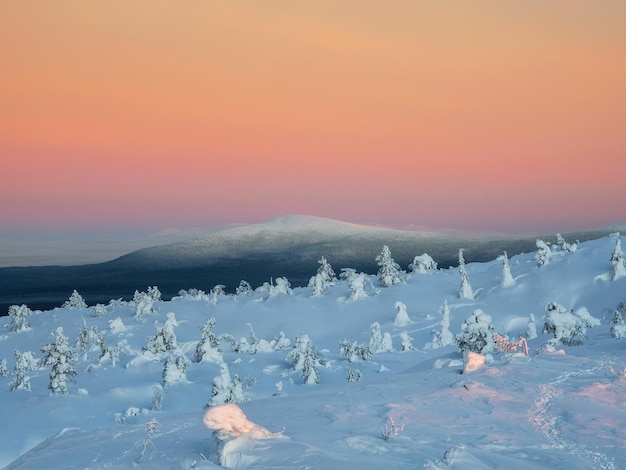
[0,358,8,377]
[556,233,576,252]
[340,269,372,301]
[535,239,551,267]
[193,317,223,363]
[308,256,337,296]
[525,313,538,340]
[339,339,372,362]
[609,309,626,339]
[40,327,78,394]
[162,352,187,385]
[426,300,455,349]
[134,290,155,318]
[500,251,515,288]
[76,319,100,361]
[209,285,226,305]
[455,309,495,354]
[9,349,38,392]
[208,363,247,407]
[62,289,88,309]
[144,312,178,354]
[236,280,253,296]
[409,253,437,274]
[152,384,163,411]
[287,333,322,384]
[6,304,32,332]
[369,322,393,353]
[92,303,107,317]
[542,302,600,346]
[376,245,404,287]
[610,237,626,281]
[393,301,411,327]
[458,249,474,300]
[399,331,415,351]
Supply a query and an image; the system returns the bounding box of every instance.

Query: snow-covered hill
[1,233,625,469]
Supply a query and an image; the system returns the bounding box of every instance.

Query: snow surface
[1,234,625,469]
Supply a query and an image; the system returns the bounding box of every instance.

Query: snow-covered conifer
[500,251,515,288]
[376,245,404,287]
[144,312,178,354]
[92,303,107,317]
[339,339,372,362]
[610,236,626,281]
[209,285,226,305]
[208,363,247,406]
[458,249,474,300]
[162,352,187,385]
[152,384,163,411]
[193,317,222,363]
[6,304,32,333]
[400,331,415,351]
[236,280,253,296]
[369,322,393,353]
[76,319,99,361]
[308,256,337,296]
[525,313,538,340]
[40,327,77,394]
[556,233,576,252]
[287,333,322,384]
[455,309,495,354]
[340,269,371,301]
[10,350,34,391]
[0,358,8,377]
[409,253,437,274]
[62,289,87,309]
[542,302,600,346]
[535,239,551,267]
[271,277,292,296]
[134,290,155,318]
[609,309,626,339]
[393,301,411,327]
[426,300,455,349]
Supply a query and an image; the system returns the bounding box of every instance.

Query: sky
[1,1,625,241]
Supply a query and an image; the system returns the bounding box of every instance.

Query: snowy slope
[1,233,625,469]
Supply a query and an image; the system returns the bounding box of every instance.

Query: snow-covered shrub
[400,331,415,351]
[500,251,515,288]
[393,301,411,327]
[308,256,337,296]
[287,333,322,384]
[426,300,454,349]
[193,317,223,363]
[76,318,100,360]
[62,290,87,309]
[235,280,253,296]
[162,352,187,385]
[209,285,226,305]
[376,245,404,287]
[409,253,437,274]
[272,332,291,350]
[381,417,405,440]
[6,304,32,332]
[208,363,248,406]
[92,303,107,317]
[40,327,78,394]
[458,249,474,299]
[144,312,178,354]
[340,268,373,301]
[369,322,393,353]
[535,239,551,267]
[555,233,577,252]
[493,332,528,355]
[609,308,626,338]
[134,291,156,318]
[152,384,163,411]
[610,236,626,281]
[108,317,127,335]
[345,367,362,382]
[0,358,8,377]
[525,313,538,340]
[98,338,130,367]
[542,302,600,346]
[9,349,38,391]
[455,309,495,354]
[339,339,372,362]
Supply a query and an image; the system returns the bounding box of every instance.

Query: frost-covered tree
[458,249,474,300]
[393,301,411,327]
[409,253,437,274]
[144,312,178,354]
[339,339,372,362]
[525,313,538,340]
[610,309,626,339]
[542,302,600,346]
[152,384,163,411]
[92,303,107,317]
[340,268,371,301]
[40,327,77,394]
[287,333,321,384]
[6,304,32,332]
[455,309,495,354]
[209,285,226,305]
[62,289,88,309]
[236,280,253,296]
[193,317,223,363]
[500,251,515,288]
[399,331,415,351]
[369,322,393,353]
[535,239,551,267]
[556,233,577,252]
[610,237,626,281]
[134,291,155,318]
[9,349,38,392]
[76,319,100,361]
[427,300,455,349]
[208,363,247,407]
[0,358,8,377]
[376,245,404,287]
[162,352,187,385]
[308,256,337,296]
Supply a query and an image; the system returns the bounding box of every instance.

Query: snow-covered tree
[339,339,372,362]
[610,237,626,281]
[162,352,187,385]
[426,300,455,349]
[340,268,372,301]
[235,280,253,296]
[500,251,515,288]
[193,317,222,363]
[399,331,415,351]
[62,289,88,309]
[393,301,411,327]
[542,302,600,346]
[525,313,538,340]
[455,309,495,354]
[0,358,8,377]
[556,233,576,252]
[610,309,626,339]
[376,245,404,287]
[9,349,38,392]
[308,256,337,296]
[92,303,107,317]
[134,291,155,318]
[40,327,77,394]
[369,322,393,353]
[152,384,163,411]
[208,363,247,407]
[409,253,437,274]
[6,304,32,333]
[209,285,226,305]
[535,239,551,267]
[287,333,321,384]
[76,318,100,361]
[144,312,178,354]
[458,249,474,300]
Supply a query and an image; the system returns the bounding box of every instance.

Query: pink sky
[1,2,625,235]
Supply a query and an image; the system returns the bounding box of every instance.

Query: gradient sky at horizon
[2,1,625,236]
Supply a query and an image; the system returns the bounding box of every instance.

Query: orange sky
[1,1,625,234]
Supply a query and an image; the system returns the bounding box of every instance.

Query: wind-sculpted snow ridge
[0,233,625,468]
